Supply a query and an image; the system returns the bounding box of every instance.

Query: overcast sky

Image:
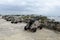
[0,0,60,16]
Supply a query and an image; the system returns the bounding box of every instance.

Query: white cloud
[0,0,60,15]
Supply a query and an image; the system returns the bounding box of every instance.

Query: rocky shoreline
[2,15,60,32]
[0,16,60,40]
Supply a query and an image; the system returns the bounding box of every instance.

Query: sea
[47,16,60,22]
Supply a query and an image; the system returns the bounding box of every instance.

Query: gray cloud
[0,0,60,16]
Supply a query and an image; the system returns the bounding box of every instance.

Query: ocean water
[48,16,60,22]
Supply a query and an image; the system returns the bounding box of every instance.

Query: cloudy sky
[0,0,60,16]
